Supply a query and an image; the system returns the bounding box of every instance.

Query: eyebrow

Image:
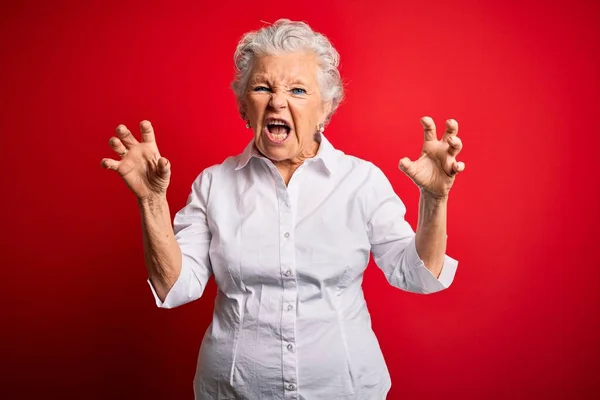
[288,78,309,86]
[249,74,310,86]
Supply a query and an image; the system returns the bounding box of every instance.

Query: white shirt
[148,135,458,399]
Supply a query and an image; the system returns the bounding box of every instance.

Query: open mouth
[264,118,291,144]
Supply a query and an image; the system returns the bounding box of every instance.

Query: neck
[273,135,321,185]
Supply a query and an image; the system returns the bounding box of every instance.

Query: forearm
[138,194,182,302]
[415,190,448,278]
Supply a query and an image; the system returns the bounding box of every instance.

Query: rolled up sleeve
[394,236,458,293]
[366,164,458,294]
[147,169,214,308]
[147,262,203,308]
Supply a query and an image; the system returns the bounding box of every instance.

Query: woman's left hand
[399,116,465,198]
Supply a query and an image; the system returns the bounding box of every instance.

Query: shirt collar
[234,134,337,175]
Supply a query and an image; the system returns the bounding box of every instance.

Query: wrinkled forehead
[249,52,320,86]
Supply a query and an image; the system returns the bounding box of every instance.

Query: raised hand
[398,117,465,198]
[101,120,171,200]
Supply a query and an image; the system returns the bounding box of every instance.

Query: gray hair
[231,19,344,123]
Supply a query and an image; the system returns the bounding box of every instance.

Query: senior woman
[101,19,464,400]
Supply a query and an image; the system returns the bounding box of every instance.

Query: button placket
[278,185,298,398]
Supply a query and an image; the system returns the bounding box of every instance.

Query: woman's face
[243,51,332,163]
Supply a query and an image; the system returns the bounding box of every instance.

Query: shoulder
[189,155,239,186]
[333,149,389,183]
[330,146,402,210]
[179,156,239,210]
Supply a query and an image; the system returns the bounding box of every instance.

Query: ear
[239,102,248,122]
[321,100,333,123]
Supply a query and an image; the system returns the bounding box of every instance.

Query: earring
[318,123,325,133]
[245,122,250,129]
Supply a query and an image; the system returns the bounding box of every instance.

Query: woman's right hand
[101,120,171,200]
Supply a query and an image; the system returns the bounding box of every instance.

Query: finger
[140,120,156,143]
[442,119,459,140]
[398,156,416,177]
[450,160,466,176]
[158,157,171,178]
[108,137,128,157]
[101,158,120,171]
[421,116,437,142]
[447,135,463,157]
[116,124,139,148]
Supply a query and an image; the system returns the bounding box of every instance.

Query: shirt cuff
[404,236,458,293]
[146,263,191,309]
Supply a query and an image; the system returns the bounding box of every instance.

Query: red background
[2,0,599,398]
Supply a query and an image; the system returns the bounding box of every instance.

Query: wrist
[419,187,449,204]
[137,193,169,211]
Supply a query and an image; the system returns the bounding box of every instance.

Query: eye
[290,87,307,95]
[253,86,271,92]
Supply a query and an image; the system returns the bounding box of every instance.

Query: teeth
[271,132,288,140]
[266,119,289,127]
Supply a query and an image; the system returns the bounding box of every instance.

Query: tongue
[269,125,288,135]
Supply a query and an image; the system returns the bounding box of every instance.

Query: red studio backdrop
[1,0,599,399]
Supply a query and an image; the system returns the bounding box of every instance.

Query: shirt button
[284,269,292,276]
[287,343,294,351]
[286,304,293,311]
[284,232,290,239]
[287,383,296,391]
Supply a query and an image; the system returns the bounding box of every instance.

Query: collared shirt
[148,134,458,399]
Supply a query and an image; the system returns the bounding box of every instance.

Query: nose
[269,91,287,110]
